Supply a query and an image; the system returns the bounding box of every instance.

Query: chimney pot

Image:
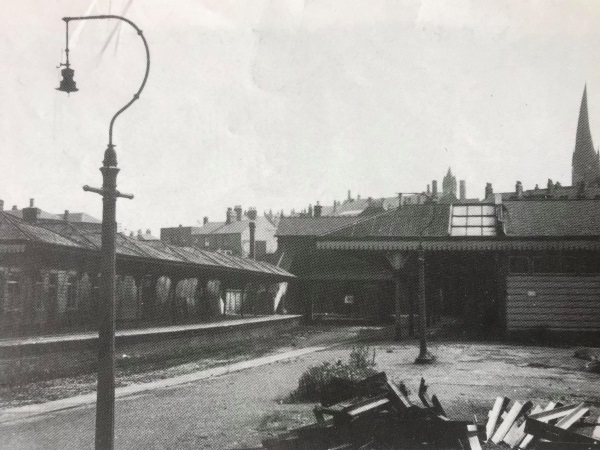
[12,205,17,210]
[234,205,243,221]
[432,180,438,197]
[247,207,257,221]
[248,221,256,259]
[64,210,70,221]
[203,216,209,225]
[146,229,151,235]
[0,199,4,211]
[29,198,34,207]
[226,207,233,224]
[485,182,494,199]
[314,202,323,218]
[459,180,466,200]
[516,181,523,199]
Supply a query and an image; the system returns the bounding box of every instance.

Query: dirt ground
[0,324,382,409]
[1,331,599,450]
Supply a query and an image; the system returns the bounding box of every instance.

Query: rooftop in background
[500,181,600,201]
[279,198,600,240]
[503,199,600,237]
[4,205,100,224]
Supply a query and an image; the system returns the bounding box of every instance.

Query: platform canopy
[0,211,294,281]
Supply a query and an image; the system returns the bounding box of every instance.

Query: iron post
[57,15,150,450]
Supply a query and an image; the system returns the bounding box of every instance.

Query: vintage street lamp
[399,192,436,364]
[57,15,150,450]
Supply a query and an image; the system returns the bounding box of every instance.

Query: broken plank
[504,405,542,448]
[467,424,482,450]
[386,380,412,409]
[524,418,599,444]
[556,403,590,430]
[593,414,600,441]
[486,396,510,441]
[418,378,432,408]
[519,402,559,449]
[519,402,560,449]
[535,443,600,450]
[491,401,533,444]
[431,394,448,418]
[528,403,580,422]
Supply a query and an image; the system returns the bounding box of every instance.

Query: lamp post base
[415,350,435,364]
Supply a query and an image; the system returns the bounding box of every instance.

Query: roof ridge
[1,211,40,242]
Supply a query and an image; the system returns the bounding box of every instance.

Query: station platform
[0,315,302,357]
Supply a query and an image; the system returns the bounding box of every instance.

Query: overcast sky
[1,0,599,234]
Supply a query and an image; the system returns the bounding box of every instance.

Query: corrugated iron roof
[0,212,293,278]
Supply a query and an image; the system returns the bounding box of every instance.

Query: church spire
[572,85,600,186]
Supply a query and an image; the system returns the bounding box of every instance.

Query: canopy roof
[0,212,293,279]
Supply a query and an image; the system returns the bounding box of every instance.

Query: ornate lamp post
[56,15,150,450]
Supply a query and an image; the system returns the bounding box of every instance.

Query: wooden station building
[276,198,600,338]
[0,205,294,337]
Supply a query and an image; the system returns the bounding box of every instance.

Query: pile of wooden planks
[484,396,600,449]
[260,373,485,450]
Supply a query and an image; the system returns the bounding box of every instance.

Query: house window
[450,204,497,236]
[509,256,529,274]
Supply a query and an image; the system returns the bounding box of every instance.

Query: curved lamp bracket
[62,15,150,161]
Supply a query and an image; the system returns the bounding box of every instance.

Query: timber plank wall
[507,275,600,332]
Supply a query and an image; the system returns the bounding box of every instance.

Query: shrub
[287,346,377,403]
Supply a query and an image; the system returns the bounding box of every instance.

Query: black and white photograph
[1,1,600,449]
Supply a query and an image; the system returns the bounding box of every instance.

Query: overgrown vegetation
[287,346,377,403]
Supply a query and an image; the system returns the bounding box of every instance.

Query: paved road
[1,341,598,449]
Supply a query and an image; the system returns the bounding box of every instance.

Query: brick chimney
[516,181,523,199]
[431,180,438,197]
[314,201,322,218]
[63,210,70,222]
[247,207,257,221]
[226,207,233,224]
[248,221,256,259]
[22,198,40,223]
[234,205,243,221]
[459,180,466,200]
[203,216,209,225]
[485,183,493,200]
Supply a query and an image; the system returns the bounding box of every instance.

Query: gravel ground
[1,336,598,450]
